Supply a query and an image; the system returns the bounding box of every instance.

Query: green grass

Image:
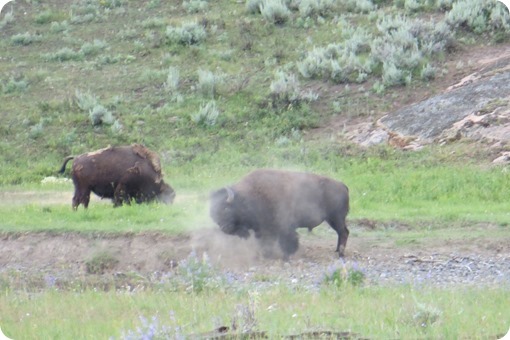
[1,144,508,232]
[0,285,508,339]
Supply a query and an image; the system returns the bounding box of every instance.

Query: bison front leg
[278,229,299,261]
[113,184,130,207]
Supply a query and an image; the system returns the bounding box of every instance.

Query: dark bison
[209,169,349,259]
[59,144,175,209]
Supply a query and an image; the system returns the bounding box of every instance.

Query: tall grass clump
[0,10,14,30]
[191,101,220,127]
[166,22,206,45]
[164,67,183,102]
[197,69,222,98]
[259,0,291,25]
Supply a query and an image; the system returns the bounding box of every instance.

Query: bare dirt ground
[1,219,508,290]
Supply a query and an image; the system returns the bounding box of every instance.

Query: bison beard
[59,144,175,209]
[209,169,350,260]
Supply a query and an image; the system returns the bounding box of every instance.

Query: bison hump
[131,143,162,176]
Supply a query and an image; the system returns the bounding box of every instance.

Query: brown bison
[59,144,175,209]
[209,169,349,259]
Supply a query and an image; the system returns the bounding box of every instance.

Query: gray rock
[380,71,510,142]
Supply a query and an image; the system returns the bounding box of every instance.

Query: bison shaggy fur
[59,144,175,209]
[210,169,349,259]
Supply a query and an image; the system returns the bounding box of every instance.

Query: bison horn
[225,187,235,203]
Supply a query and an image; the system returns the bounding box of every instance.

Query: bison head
[158,181,176,204]
[209,187,250,238]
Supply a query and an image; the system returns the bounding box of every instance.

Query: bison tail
[58,156,75,174]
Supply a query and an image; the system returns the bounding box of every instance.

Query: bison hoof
[337,245,346,258]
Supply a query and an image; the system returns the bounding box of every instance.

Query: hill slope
[1,0,509,184]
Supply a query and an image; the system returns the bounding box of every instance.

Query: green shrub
[89,104,114,126]
[197,69,222,98]
[298,0,335,18]
[246,0,263,14]
[11,32,42,46]
[183,0,208,13]
[191,101,219,127]
[49,21,69,33]
[79,39,108,56]
[166,22,206,45]
[270,70,319,108]
[259,0,291,25]
[345,0,375,13]
[322,261,366,288]
[164,66,180,93]
[34,9,60,24]
[2,76,29,94]
[42,47,83,62]
[85,251,119,274]
[140,17,166,29]
[0,10,14,30]
[75,90,99,112]
[447,0,510,34]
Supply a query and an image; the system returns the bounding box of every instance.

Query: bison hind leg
[278,229,299,260]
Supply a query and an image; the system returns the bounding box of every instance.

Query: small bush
[2,76,29,94]
[11,32,42,46]
[164,66,180,93]
[70,13,96,25]
[298,0,335,18]
[79,39,108,56]
[89,104,114,126]
[183,0,208,13]
[42,48,83,62]
[412,300,442,328]
[34,9,59,24]
[322,261,365,288]
[197,69,222,98]
[192,101,220,127]
[85,251,119,274]
[0,10,14,30]
[50,21,69,33]
[75,90,99,112]
[246,0,263,14]
[259,0,291,25]
[173,251,225,293]
[166,22,206,45]
[447,0,510,34]
[420,63,435,80]
[140,17,166,29]
[345,0,375,13]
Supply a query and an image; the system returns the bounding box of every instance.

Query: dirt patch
[1,223,509,290]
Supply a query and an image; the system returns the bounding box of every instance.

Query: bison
[59,144,175,209]
[209,169,349,259]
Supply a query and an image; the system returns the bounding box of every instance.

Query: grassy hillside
[1,0,509,221]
